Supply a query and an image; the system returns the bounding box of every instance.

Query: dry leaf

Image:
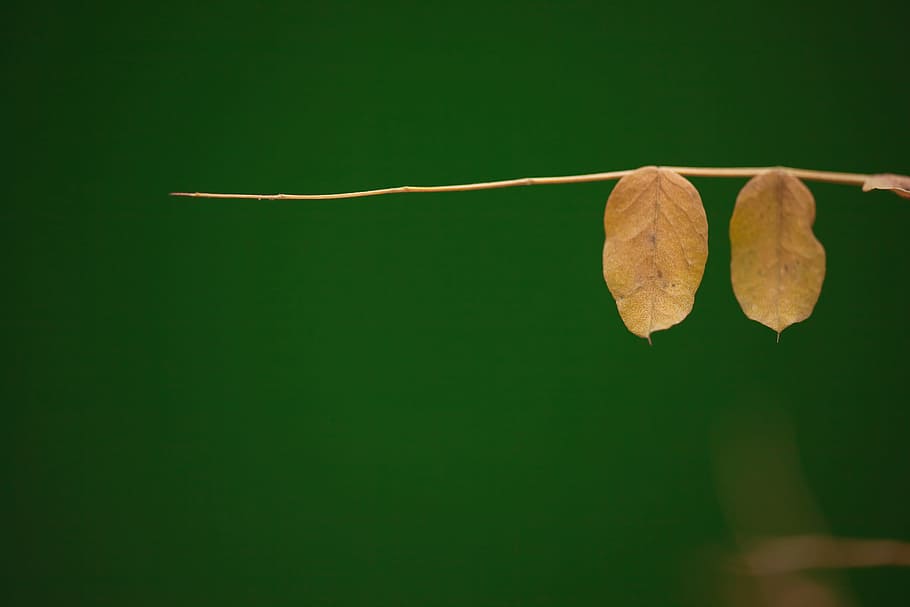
[730,171,825,336]
[862,173,910,199]
[602,166,708,340]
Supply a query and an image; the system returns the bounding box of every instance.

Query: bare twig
[170,166,873,201]
[741,534,910,575]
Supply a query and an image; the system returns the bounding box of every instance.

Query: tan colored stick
[170,166,896,201]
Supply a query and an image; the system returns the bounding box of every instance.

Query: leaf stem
[170,166,872,201]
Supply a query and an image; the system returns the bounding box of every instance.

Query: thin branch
[740,534,910,575]
[170,166,872,201]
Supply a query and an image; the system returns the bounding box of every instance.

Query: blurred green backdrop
[3,1,909,605]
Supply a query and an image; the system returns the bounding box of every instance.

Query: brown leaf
[862,173,910,199]
[730,170,825,336]
[602,167,708,340]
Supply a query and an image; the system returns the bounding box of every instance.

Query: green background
[4,1,909,605]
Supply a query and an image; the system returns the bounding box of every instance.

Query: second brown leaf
[730,170,826,337]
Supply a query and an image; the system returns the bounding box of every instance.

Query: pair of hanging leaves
[602,167,825,340]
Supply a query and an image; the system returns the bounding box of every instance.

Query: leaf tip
[862,173,910,199]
